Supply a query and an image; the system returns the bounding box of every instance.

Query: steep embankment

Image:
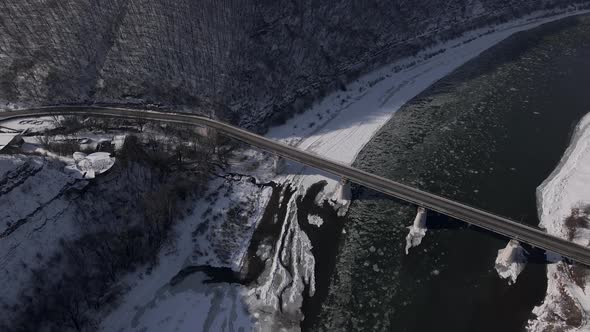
[1,1,588,128]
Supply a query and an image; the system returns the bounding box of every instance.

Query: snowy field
[528,113,590,331]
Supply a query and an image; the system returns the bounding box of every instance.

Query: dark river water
[307,14,590,332]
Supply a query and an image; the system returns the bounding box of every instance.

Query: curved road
[2,106,590,266]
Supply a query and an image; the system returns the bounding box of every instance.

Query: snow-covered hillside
[0,155,87,309]
[2,1,590,128]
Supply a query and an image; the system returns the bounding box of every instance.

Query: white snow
[528,112,590,331]
[537,114,590,242]
[405,207,428,254]
[494,239,528,285]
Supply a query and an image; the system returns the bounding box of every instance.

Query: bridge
[2,106,590,266]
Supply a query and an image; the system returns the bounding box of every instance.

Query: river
[307,14,590,332]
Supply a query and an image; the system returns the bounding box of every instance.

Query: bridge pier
[494,239,528,285]
[405,207,428,254]
[273,153,286,175]
[337,177,351,202]
[332,177,352,217]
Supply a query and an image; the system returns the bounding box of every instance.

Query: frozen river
[312,13,590,332]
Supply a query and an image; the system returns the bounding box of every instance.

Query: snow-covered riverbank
[528,113,590,331]
[97,7,590,331]
[263,5,590,216]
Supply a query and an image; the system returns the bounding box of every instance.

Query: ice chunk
[308,214,324,227]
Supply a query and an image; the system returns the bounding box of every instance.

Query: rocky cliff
[0,0,585,128]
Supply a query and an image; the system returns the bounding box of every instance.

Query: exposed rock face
[0,0,584,128]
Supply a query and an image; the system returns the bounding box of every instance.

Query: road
[2,106,590,266]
